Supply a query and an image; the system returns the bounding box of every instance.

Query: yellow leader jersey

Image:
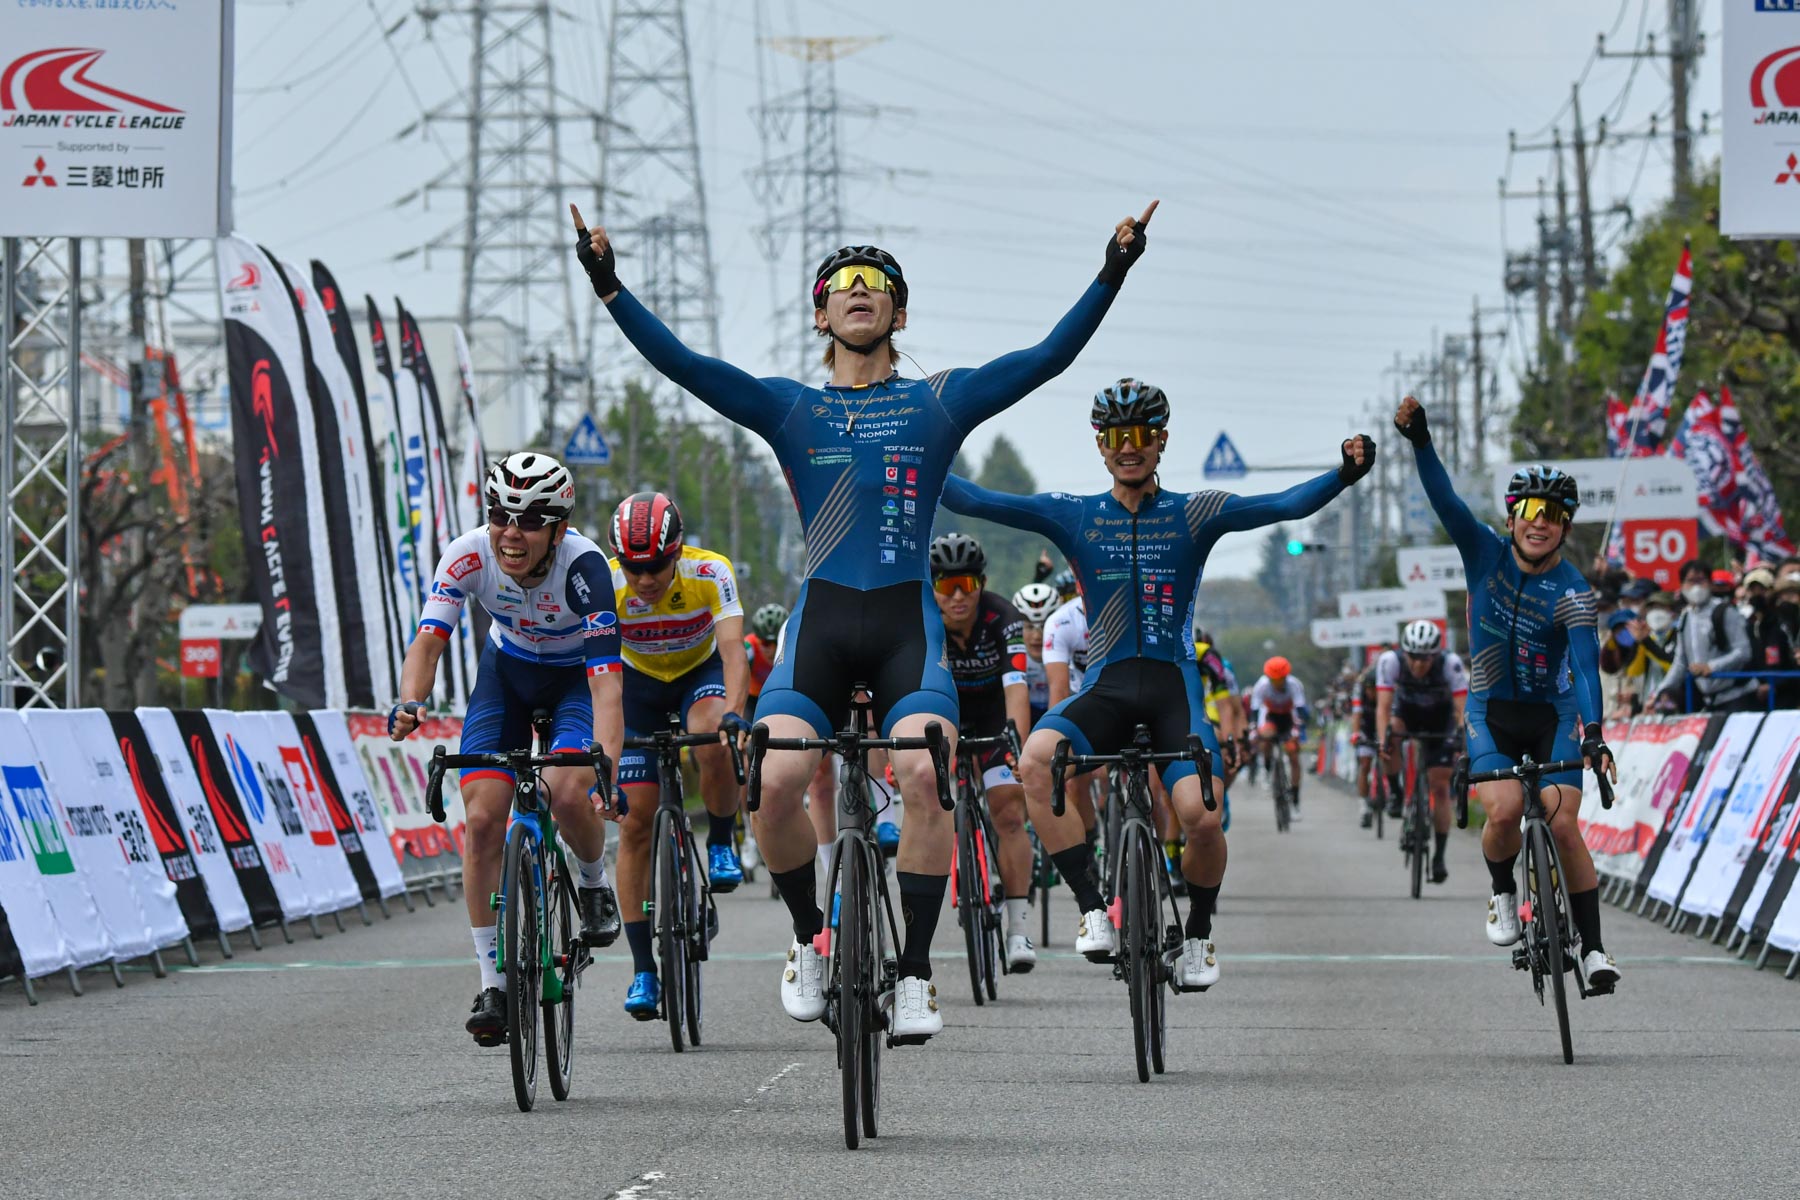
[611,546,744,682]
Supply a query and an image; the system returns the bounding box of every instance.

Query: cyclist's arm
[1556,591,1606,728]
[937,280,1117,430]
[1204,468,1347,535]
[940,474,1079,548]
[569,549,625,779]
[1413,438,1497,572]
[396,629,449,723]
[1046,660,1073,707]
[716,613,749,718]
[604,288,787,438]
[1003,611,1031,740]
[1375,689,1393,746]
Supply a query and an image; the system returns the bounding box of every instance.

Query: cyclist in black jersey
[1375,619,1468,882]
[932,533,1038,970]
[1350,656,1382,826]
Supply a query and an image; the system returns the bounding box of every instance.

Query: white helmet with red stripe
[485,452,575,519]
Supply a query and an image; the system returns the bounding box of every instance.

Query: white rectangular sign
[1491,457,1696,524]
[1722,3,1800,239]
[1311,616,1395,648]
[1397,545,1466,590]
[1337,588,1447,622]
[179,603,263,640]
[0,5,232,237]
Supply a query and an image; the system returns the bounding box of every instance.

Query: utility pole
[1570,86,1600,295]
[1597,2,1703,204]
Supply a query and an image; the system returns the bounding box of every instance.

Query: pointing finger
[569,202,587,232]
[1138,199,1159,226]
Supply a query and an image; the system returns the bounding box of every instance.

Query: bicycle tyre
[977,809,1003,994]
[1125,827,1154,1083]
[543,861,576,1101]
[1408,777,1427,901]
[860,844,884,1138]
[957,794,987,1007]
[1373,775,1384,840]
[838,842,867,1149]
[657,813,688,1053]
[503,823,541,1112]
[1272,756,1291,833]
[1146,841,1168,1076]
[1533,824,1575,1064]
[684,839,705,1048]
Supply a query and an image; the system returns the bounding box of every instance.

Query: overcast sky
[231,0,1721,579]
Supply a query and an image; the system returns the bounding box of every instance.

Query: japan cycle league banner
[0,4,231,237]
[1723,2,1800,239]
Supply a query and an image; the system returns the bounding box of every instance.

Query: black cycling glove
[1394,405,1430,447]
[1338,434,1376,485]
[1581,722,1610,766]
[574,225,621,299]
[1097,221,1148,289]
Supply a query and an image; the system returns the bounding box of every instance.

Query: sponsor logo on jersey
[880,549,896,564]
[447,551,482,581]
[429,580,463,602]
[536,597,561,613]
[885,467,898,481]
[696,561,717,578]
[571,571,592,604]
[583,611,617,635]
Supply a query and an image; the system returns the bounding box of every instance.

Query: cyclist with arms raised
[1394,396,1620,990]
[1251,657,1309,818]
[575,199,1156,1042]
[606,492,750,1019]
[1375,619,1467,884]
[932,532,1038,970]
[943,379,1373,989]
[390,453,625,1044]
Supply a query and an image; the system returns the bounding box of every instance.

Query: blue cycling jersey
[604,281,1116,589]
[941,469,1348,676]
[1413,440,1603,723]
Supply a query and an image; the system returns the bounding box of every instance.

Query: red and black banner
[291,713,381,904]
[171,709,284,929]
[218,237,335,710]
[109,711,219,939]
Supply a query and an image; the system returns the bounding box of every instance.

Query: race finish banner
[220,238,344,710]
[1722,3,1800,238]
[0,5,232,237]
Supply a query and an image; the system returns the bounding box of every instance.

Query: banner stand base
[2,971,40,1006]
[1786,953,1799,981]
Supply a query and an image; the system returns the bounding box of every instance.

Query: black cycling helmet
[1051,567,1078,600]
[1504,464,1580,518]
[1090,377,1171,430]
[929,531,986,577]
[813,245,907,310]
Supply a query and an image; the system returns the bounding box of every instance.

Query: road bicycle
[425,711,613,1110]
[1389,729,1459,900]
[746,687,952,1150]
[1029,824,1056,947]
[1266,735,1295,832]
[1051,725,1212,1083]
[1460,753,1613,1065]
[949,722,1019,1005]
[621,715,744,1052]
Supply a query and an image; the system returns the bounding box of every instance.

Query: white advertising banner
[1337,588,1447,622]
[0,5,231,237]
[1722,3,1800,239]
[1491,457,1696,524]
[308,710,408,900]
[1396,545,1465,590]
[21,710,160,960]
[0,723,72,978]
[133,708,252,935]
[178,604,263,640]
[345,710,467,875]
[203,709,318,922]
[1647,713,1764,905]
[250,712,362,913]
[1580,715,1710,880]
[0,710,109,969]
[1735,775,1800,938]
[1681,711,1800,918]
[1767,875,1800,951]
[1311,616,1396,648]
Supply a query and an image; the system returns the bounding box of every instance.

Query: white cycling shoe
[1173,938,1219,992]
[1582,949,1620,993]
[887,976,942,1044]
[1076,907,1117,961]
[1006,933,1037,973]
[1486,893,1522,947]
[780,937,826,1022]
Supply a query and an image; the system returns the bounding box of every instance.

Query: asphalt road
[7,772,1798,1200]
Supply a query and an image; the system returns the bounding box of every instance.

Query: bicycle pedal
[1511,948,1529,970]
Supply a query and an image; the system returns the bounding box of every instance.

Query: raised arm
[940,474,1079,551]
[1198,435,1373,539]
[1394,397,1494,569]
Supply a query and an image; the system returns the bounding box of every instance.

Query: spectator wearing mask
[1741,567,1799,708]
[1603,599,1675,717]
[1775,575,1800,649]
[1655,560,1757,713]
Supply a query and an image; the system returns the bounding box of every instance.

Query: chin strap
[830,318,896,358]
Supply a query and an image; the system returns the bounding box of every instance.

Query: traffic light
[1286,540,1327,556]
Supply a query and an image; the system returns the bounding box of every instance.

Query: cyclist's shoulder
[436,528,493,580]
[557,528,608,563]
[677,545,736,577]
[979,590,1022,624]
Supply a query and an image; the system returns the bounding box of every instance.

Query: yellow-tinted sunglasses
[1098,424,1161,450]
[1511,497,1571,524]
[818,264,898,299]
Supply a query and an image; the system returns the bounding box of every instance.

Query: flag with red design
[1717,386,1795,562]
[1669,390,1744,544]
[1612,242,1692,459]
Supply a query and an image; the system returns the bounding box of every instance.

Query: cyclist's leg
[1381,714,1406,810]
[1026,664,1135,922]
[1164,664,1226,912]
[1467,699,1535,946]
[456,648,532,1029]
[984,772,1031,901]
[610,668,667,986]
[678,657,740,854]
[1541,712,1609,963]
[541,668,625,947]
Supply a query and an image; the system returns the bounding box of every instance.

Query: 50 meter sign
[1623,519,1699,590]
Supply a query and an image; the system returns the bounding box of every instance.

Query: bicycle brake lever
[925,721,954,811]
[1191,736,1216,812]
[746,723,769,813]
[1050,740,1069,818]
[426,746,448,824]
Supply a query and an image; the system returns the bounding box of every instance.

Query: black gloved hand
[1581,722,1610,768]
[1395,404,1430,447]
[1338,434,1376,485]
[1097,218,1150,288]
[574,224,621,299]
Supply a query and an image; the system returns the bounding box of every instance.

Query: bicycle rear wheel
[1531,824,1575,1064]
[956,800,987,1006]
[1125,828,1156,1083]
[837,844,868,1149]
[503,824,541,1112]
[654,812,689,1053]
[543,860,577,1101]
[1408,780,1427,900]
[1373,775,1384,840]
[1272,757,1291,833]
[684,838,705,1048]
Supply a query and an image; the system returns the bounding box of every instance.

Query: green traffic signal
[1286,539,1305,556]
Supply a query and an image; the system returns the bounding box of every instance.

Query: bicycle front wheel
[1125,828,1156,1083]
[860,847,885,1138]
[1408,785,1427,901]
[837,842,868,1149]
[656,813,689,1053]
[977,809,1003,996]
[684,839,706,1048]
[543,859,577,1101]
[956,801,987,1006]
[1531,823,1575,1064]
[1272,757,1291,833]
[503,823,542,1112]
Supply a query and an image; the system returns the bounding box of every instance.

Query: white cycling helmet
[1012,582,1060,625]
[1400,619,1442,655]
[485,452,575,519]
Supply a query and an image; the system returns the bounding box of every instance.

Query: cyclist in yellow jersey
[607,492,750,1019]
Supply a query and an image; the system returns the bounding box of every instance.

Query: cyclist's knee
[988,787,1026,832]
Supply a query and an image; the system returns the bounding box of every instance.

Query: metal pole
[1,239,16,710]
[67,240,81,706]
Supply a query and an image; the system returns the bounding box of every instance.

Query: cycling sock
[815,843,831,881]
[1005,896,1031,936]
[574,853,608,889]
[706,811,738,848]
[623,919,656,974]
[1568,887,1604,956]
[771,863,824,940]
[471,925,500,991]
[1185,884,1221,939]
[1485,851,1519,895]
[1433,831,1449,860]
[897,871,947,980]
[1050,844,1105,913]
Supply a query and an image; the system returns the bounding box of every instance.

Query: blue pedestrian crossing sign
[1203,432,1247,480]
[563,413,611,466]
